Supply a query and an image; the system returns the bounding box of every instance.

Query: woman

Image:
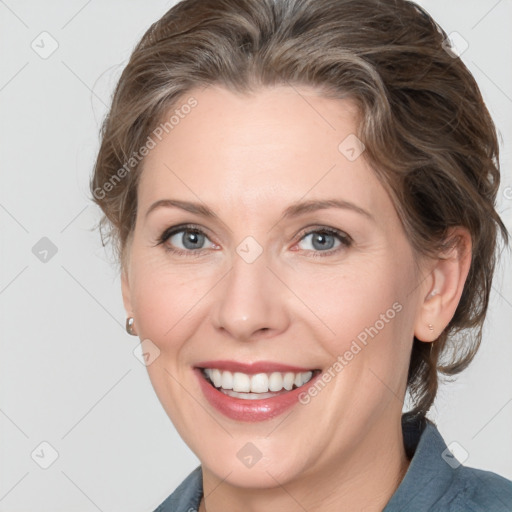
[91,0,512,510]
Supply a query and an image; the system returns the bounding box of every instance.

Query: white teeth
[283,372,295,391]
[302,371,312,384]
[211,369,222,388]
[219,388,286,400]
[203,368,315,395]
[221,389,281,399]
[232,372,251,392]
[221,370,233,390]
[250,373,269,393]
[268,372,283,392]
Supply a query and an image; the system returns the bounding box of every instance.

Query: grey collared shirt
[154,415,512,511]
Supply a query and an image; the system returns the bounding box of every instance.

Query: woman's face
[122,85,430,488]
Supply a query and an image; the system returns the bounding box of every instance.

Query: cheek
[290,264,403,343]
[292,260,415,390]
[129,261,211,349]
[128,263,216,430]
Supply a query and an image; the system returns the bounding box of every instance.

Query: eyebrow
[145,198,373,221]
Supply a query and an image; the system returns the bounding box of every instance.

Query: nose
[212,250,291,342]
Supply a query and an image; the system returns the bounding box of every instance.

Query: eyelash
[155,223,352,258]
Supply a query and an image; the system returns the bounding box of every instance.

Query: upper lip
[195,360,317,374]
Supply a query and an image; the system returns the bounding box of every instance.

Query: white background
[1,1,511,511]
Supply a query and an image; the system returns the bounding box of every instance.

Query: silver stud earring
[428,324,434,331]
[126,317,137,336]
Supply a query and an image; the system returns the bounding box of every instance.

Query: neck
[200,413,410,512]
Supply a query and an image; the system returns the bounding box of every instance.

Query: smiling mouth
[200,368,320,400]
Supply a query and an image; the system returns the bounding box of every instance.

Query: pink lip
[193,365,320,422]
[195,359,314,374]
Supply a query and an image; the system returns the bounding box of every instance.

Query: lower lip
[194,368,319,422]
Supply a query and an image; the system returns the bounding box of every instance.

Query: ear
[121,268,133,315]
[414,227,472,342]
[121,267,138,336]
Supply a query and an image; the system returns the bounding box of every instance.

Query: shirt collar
[383,414,457,510]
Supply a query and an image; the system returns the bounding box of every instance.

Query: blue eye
[169,229,208,250]
[157,224,216,256]
[295,228,351,257]
[156,224,351,258]
[299,231,339,251]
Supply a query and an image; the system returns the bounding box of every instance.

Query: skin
[121,84,471,512]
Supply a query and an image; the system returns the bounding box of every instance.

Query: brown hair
[91,0,509,419]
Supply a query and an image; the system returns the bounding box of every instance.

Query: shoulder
[445,464,512,511]
[384,415,512,511]
[153,466,203,512]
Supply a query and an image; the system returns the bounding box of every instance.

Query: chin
[201,449,310,490]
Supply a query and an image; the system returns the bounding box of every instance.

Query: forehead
[137,84,392,222]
